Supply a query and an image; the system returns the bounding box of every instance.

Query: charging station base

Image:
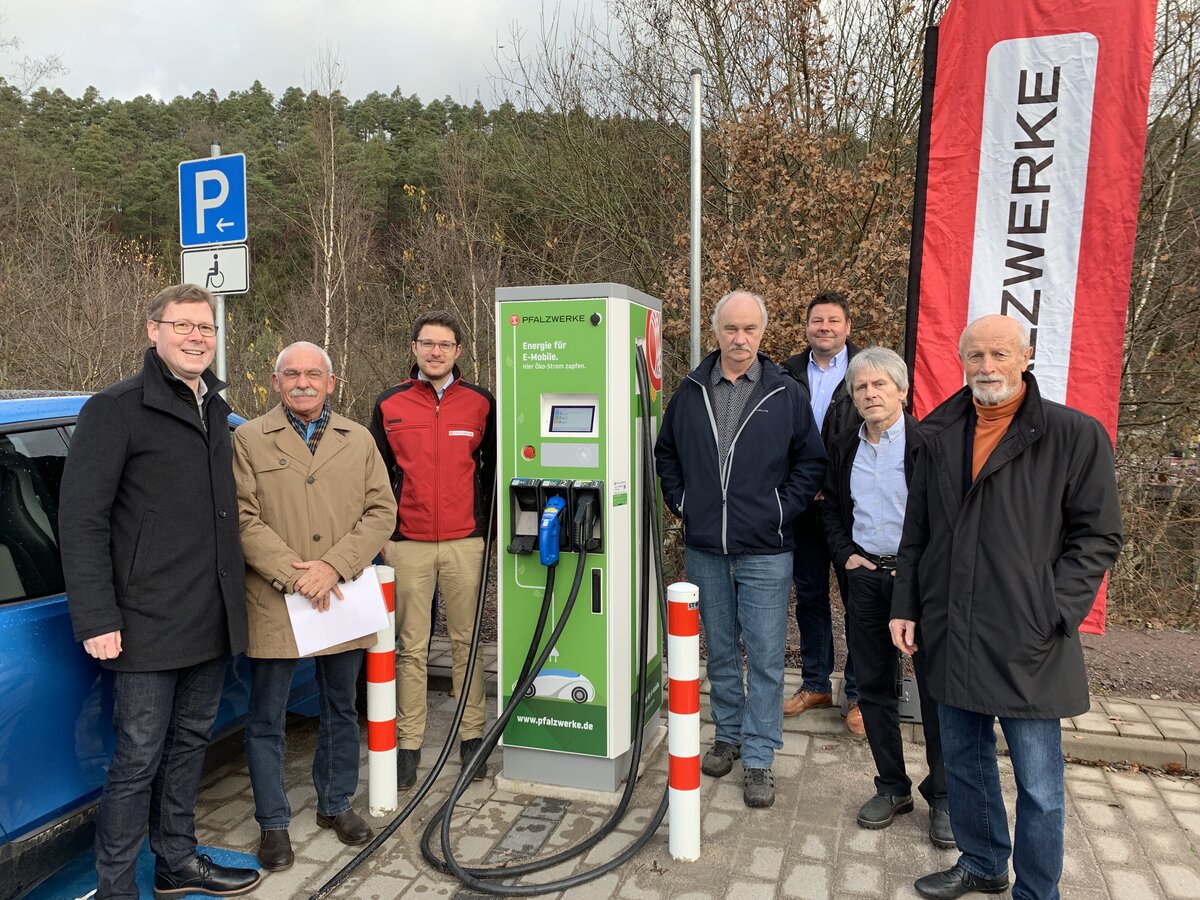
[499,719,664,796]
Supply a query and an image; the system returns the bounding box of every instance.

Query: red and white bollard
[367,564,397,815]
[667,581,701,861]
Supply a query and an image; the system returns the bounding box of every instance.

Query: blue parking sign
[178,153,248,248]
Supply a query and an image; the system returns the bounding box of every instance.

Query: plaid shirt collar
[284,404,331,454]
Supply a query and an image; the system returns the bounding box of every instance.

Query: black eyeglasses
[153,319,218,337]
[415,339,458,352]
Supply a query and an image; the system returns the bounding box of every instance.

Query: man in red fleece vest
[370,310,496,791]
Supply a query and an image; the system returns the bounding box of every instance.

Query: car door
[0,420,109,844]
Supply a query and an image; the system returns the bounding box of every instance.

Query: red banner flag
[908,0,1156,633]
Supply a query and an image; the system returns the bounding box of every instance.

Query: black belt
[861,551,898,571]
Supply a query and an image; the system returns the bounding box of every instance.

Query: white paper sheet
[285,566,389,657]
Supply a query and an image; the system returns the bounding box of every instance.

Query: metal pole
[902,27,939,410]
[689,68,702,370]
[209,142,227,392]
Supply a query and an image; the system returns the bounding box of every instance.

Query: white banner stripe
[968,32,1099,403]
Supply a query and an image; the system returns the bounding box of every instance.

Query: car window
[0,427,69,603]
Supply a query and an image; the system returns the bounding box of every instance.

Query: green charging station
[495,283,664,792]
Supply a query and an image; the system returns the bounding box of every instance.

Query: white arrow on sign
[216,218,233,232]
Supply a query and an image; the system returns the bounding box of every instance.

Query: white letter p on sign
[195,170,229,234]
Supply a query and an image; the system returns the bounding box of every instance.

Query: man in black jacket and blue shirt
[781,292,863,730]
[656,290,826,808]
[60,284,260,899]
[892,316,1122,900]
[820,347,950,850]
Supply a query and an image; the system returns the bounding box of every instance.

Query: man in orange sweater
[891,316,1122,900]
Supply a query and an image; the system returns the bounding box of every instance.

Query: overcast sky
[4,0,596,104]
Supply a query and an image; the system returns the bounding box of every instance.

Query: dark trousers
[844,566,945,805]
[793,505,857,699]
[95,656,227,900]
[245,650,363,829]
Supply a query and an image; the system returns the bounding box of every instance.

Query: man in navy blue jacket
[655,290,826,808]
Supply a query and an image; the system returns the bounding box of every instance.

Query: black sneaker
[153,853,261,896]
[460,738,489,782]
[397,747,420,790]
[700,740,740,777]
[743,767,775,808]
[856,792,914,829]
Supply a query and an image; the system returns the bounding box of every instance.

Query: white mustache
[288,388,319,398]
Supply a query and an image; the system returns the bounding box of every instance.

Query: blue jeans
[96,657,227,900]
[245,650,363,829]
[793,506,857,700]
[686,546,791,769]
[938,704,1065,900]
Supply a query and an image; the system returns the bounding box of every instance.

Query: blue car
[0,391,318,898]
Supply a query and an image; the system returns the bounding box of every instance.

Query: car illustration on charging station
[521,668,596,704]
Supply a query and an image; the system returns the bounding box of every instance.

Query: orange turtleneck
[972,382,1027,479]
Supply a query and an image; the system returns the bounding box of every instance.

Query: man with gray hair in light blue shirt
[820,347,951,850]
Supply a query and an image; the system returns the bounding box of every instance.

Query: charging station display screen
[549,405,596,434]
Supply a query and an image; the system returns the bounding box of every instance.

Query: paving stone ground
[192,643,1200,899]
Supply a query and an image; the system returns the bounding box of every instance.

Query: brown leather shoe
[258,829,294,871]
[783,689,833,716]
[316,809,374,846]
[846,701,866,735]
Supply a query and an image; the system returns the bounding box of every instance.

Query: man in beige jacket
[233,341,396,872]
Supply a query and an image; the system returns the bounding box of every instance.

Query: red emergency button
[522,445,536,460]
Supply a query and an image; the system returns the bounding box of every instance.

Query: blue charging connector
[538,495,568,566]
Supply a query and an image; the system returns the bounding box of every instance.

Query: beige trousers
[384,537,486,748]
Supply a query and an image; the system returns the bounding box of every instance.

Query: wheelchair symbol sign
[181,245,249,295]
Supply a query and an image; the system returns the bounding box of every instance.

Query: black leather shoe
[256,830,294,873]
[153,853,261,896]
[914,864,1009,899]
[929,807,956,849]
[257,829,294,871]
[856,792,914,828]
[316,809,374,846]
[460,738,489,781]
[397,747,420,790]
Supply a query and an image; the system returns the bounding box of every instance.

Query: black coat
[782,340,863,449]
[822,413,924,568]
[60,348,247,672]
[892,374,1122,719]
